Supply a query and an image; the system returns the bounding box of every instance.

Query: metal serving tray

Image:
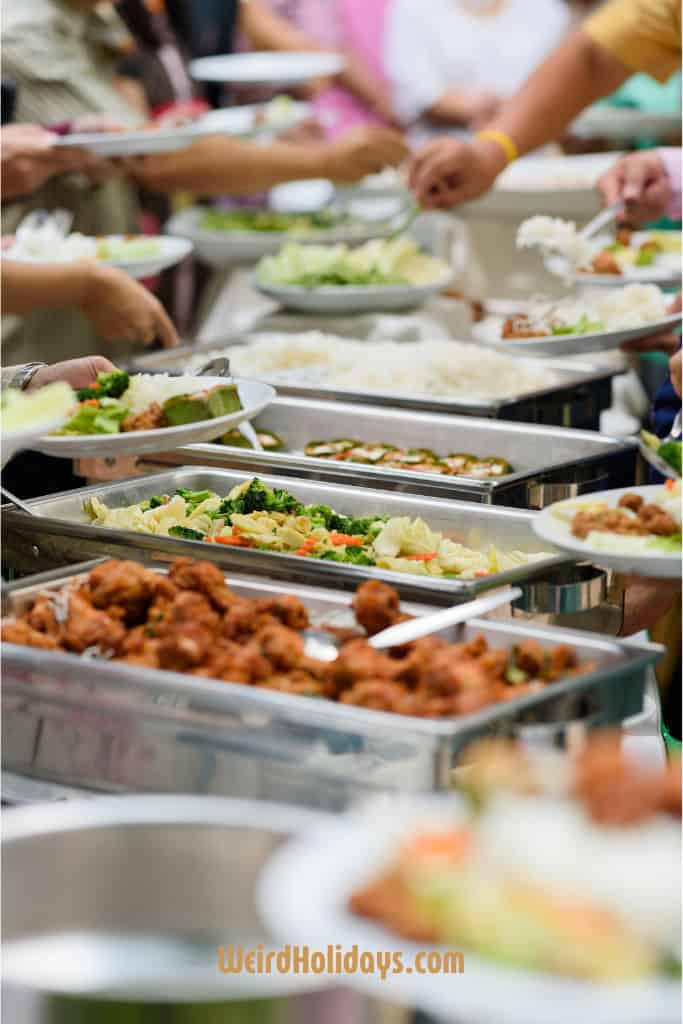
[1,566,661,809]
[1,468,569,605]
[146,397,637,509]
[132,343,618,429]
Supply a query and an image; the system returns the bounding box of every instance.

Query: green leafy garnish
[61,398,128,435]
[168,525,205,541]
[650,533,682,553]
[177,488,213,512]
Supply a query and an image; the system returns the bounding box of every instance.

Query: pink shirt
[659,148,682,221]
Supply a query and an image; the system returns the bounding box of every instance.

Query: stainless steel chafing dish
[0,467,571,606]
[1,565,660,809]
[131,343,619,430]
[142,397,638,509]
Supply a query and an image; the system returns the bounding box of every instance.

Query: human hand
[325,125,409,182]
[598,151,672,226]
[620,293,682,355]
[27,356,116,392]
[0,123,77,200]
[409,136,506,208]
[79,264,180,348]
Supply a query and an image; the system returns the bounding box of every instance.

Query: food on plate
[1,382,75,434]
[640,430,682,478]
[256,237,450,289]
[56,370,242,436]
[6,216,162,264]
[83,477,550,578]
[1,562,591,718]
[350,736,681,978]
[500,284,669,341]
[517,216,681,276]
[185,333,555,401]
[555,482,681,556]
[219,427,284,451]
[303,438,512,478]
[199,208,349,234]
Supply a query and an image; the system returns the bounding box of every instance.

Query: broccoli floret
[267,487,304,515]
[140,495,166,511]
[302,503,335,528]
[176,488,213,512]
[321,547,374,566]
[326,512,385,536]
[77,369,129,402]
[658,440,682,477]
[168,525,205,541]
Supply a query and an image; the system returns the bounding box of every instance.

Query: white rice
[594,284,669,329]
[186,332,555,400]
[121,374,209,416]
[517,216,594,269]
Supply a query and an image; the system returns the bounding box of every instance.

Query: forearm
[134,135,332,195]
[1,260,95,314]
[484,30,630,157]
[239,0,319,53]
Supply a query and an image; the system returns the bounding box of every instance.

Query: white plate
[533,484,681,578]
[259,796,681,1024]
[189,52,344,85]
[459,153,621,221]
[571,107,682,143]
[2,413,70,468]
[254,271,454,314]
[473,312,683,357]
[546,231,682,289]
[4,236,194,280]
[165,207,405,268]
[52,125,216,157]
[197,101,312,138]
[31,377,275,459]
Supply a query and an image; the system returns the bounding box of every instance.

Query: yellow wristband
[475,130,518,166]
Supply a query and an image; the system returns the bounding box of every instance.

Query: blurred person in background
[409,0,681,206]
[1,0,406,365]
[384,0,571,132]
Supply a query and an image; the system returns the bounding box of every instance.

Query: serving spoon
[579,200,625,241]
[303,586,522,663]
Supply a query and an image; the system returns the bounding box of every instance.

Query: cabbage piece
[372,516,442,558]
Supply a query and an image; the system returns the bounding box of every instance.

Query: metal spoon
[304,586,522,663]
[1,486,38,516]
[196,356,232,379]
[580,200,625,241]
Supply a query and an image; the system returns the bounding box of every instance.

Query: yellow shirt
[584,0,681,84]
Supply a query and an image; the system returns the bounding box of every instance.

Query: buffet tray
[1,468,570,605]
[131,345,618,429]
[1,565,661,809]
[146,397,638,509]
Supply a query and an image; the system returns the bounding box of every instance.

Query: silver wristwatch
[7,362,48,391]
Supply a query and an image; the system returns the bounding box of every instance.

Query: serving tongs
[1,487,38,517]
[637,410,682,480]
[579,200,625,241]
[303,586,522,662]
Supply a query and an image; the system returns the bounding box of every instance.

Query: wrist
[471,136,510,183]
[75,260,108,308]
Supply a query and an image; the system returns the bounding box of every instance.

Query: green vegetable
[321,547,374,566]
[651,533,682,553]
[551,315,604,337]
[505,665,529,685]
[326,512,386,536]
[635,247,656,267]
[168,525,206,541]
[213,478,303,518]
[177,488,213,513]
[163,384,242,427]
[76,370,129,402]
[200,208,343,234]
[61,398,128,435]
[141,495,166,510]
[219,428,284,451]
[658,441,682,476]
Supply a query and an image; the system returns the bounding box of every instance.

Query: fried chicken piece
[618,492,644,513]
[220,642,273,684]
[321,625,365,645]
[479,648,508,680]
[353,580,402,636]
[168,558,238,612]
[1,618,59,650]
[424,648,492,696]
[86,560,156,624]
[221,600,272,640]
[253,623,304,671]
[546,644,577,680]
[350,870,440,942]
[591,250,622,275]
[638,504,678,535]
[25,593,61,636]
[61,593,126,655]
[258,671,327,697]
[332,639,400,693]
[116,625,161,669]
[513,638,545,677]
[502,314,549,339]
[254,595,309,631]
[463,634,488,658]
[121,402,165,432]
[157,623,215,671]
[393,635,448,687]
[616,227,633,246]
[340,679,408,712]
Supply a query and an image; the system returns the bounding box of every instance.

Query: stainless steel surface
[141,396,637,508]
[2,565,660,807]
[2,795,328,1002]
[197,355,231,378]
[513,564,609,616]
[1,485,38,517]
[131,344,619,427]
[0,467,571,604]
